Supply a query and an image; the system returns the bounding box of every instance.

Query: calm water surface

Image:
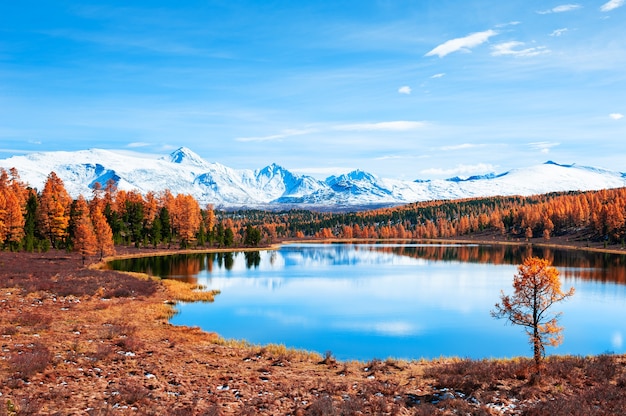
[109,243,626,361]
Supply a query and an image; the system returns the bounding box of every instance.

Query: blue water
[110,243,626,361]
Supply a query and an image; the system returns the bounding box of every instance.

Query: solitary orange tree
[492,257,575,372]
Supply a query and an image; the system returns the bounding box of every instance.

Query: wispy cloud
[127,142,151,148]
[425,30,498,58]
[235,129,313,142]
[609,113,624,120]
[550,28,569,37]
[431,73,446,79]
[335,121,426,131]
[601,0,625,11]
[374,154,415,161]
[530,142,560,154]
[398,86,412,95]
[420,163,496,177]
[491,41,550,57]
[495,21,521,28]
[440,143,483,151]
[537,4,582,14]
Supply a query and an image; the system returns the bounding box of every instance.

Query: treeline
[2,167,626,257]
[0,169,262,259]
[219,188,626,245]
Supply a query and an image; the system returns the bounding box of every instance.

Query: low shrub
[8,343,52,380]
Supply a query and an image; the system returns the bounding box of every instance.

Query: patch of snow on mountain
[1,148,625,209]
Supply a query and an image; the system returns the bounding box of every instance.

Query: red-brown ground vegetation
[1,249,626,415]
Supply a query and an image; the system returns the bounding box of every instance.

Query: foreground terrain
[1,247,626,415]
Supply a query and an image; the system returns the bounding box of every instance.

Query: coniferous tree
[92,206,115,260]
[22,192,38,252]
[492,257,574,375]
[158,206,172,246]
[37,172,72,248]
[223,227,234,247]
[71,196,98,264]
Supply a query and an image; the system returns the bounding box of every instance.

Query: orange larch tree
[37,172,72,248]
[92,206,115,260]
[0,168,27,247]
[492,257,575,374]
[171,194,202,248]
[72,196,98,264]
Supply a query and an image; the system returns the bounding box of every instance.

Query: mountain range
[1,147,625,210]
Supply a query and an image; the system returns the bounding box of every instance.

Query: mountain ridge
[1,147,625,210]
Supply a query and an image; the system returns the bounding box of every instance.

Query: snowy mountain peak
[166,147,208,167]
[446,173,498,182]
[326,169,377,186]
[1,148,625,210]
[257,163,289,178]
[544,160,574,168]
[347,169,377,182]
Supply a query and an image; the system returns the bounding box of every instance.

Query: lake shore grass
[1,239,626,414]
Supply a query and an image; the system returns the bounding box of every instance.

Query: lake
[108,243,626,361]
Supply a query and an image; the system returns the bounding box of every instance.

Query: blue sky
[1,1,625,179]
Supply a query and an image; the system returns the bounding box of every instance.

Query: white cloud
[127,142,151,148]
[398,86,412,95]
[374,154,413,161]
[538,4,582,14]
[335,121,426,131]
[440,143,484,151]
[550,28,569,37]
[235,128,313,142]
[425,29,498,58]
[431,73,446,79]
[601,0,625,11]
[609,113,624,120]
[491,41,550,57]
[530,142,560,154]
[420,163,496,177]
[495,21,521,28]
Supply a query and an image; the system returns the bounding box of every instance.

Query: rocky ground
[1,241,626,415]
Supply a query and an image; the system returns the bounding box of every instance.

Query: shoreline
[101,235,626,266]
[101,236,626,362]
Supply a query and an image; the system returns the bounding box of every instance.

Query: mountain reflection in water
[108,243,626,286]
[107,243,626,360]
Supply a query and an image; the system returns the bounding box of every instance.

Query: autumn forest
[1,167,626,260]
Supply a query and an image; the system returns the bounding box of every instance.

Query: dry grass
[1,249,626,415]
[160,278,220,302]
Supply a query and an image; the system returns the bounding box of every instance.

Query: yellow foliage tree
[171,194,202,247]
[92,206,115,260]
[38,172,72,248]
[0,168,27,246]
[492,257,574,373]
[72,196,97,264]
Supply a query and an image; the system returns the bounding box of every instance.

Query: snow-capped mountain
[1,148,625,210]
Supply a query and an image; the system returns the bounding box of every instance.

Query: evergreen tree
[22,192,38,252]
[223,227,234,247]
[158,207,172,245]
